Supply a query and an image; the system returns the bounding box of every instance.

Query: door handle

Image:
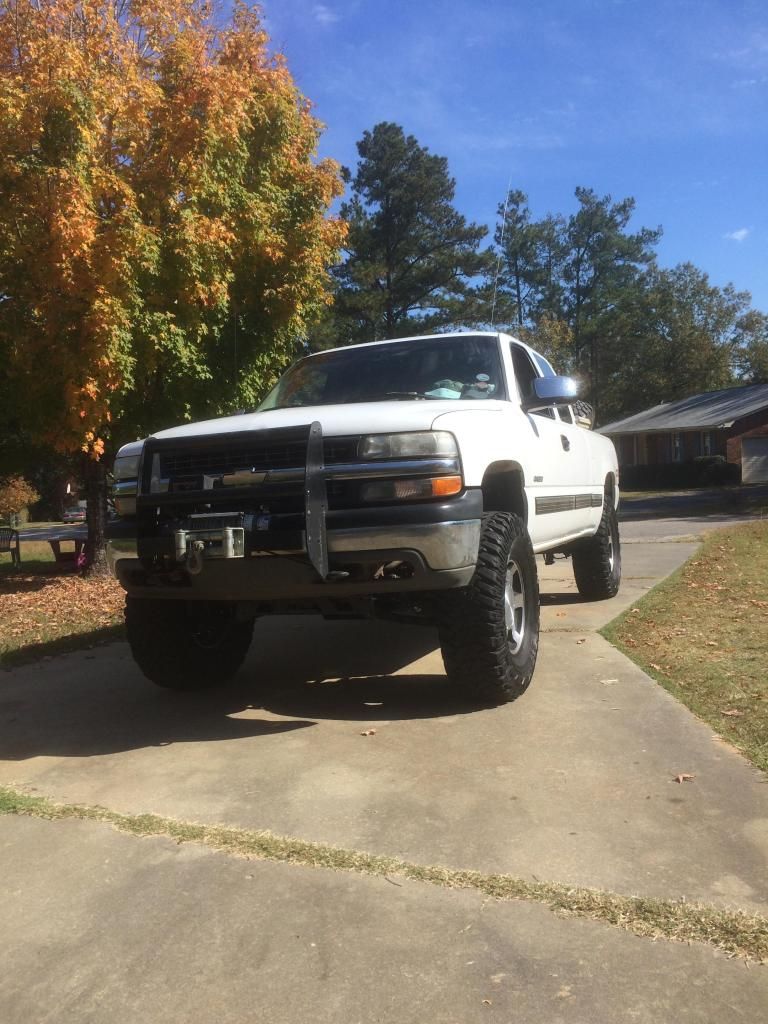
[561,434,571,452]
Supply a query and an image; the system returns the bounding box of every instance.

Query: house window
[672,432,683,462]
[702,431,712,456]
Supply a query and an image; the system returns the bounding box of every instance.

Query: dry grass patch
[1,784,766,962]
[0,564,124,667]
[603,521,768,773]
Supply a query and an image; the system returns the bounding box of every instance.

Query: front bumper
[108,517,480,573]
[108,517,480,601]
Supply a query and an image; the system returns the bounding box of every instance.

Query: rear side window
[532,352,556,377]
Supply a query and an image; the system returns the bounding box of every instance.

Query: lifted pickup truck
[108,331,620,704]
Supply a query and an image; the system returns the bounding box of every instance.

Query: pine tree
[327,123,490,344]
[561,187,661,406]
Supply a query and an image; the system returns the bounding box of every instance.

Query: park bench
[0,527,21,567]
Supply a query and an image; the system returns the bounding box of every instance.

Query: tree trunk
[82,454,109,576]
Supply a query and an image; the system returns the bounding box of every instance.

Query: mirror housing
[522,375,579,412]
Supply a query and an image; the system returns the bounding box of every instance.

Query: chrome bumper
[107,519,481,576]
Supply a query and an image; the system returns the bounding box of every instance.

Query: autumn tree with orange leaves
[0,0,345,568]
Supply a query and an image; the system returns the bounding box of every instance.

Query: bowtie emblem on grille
[201,468,267,489]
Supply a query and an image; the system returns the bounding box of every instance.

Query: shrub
[0,476,41,522]
[621,460,740,490]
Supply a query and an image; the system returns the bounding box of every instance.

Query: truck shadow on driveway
[0,620,483,761]
[0,679,317,761]
[244,673,481,723]
[242,617,481,721]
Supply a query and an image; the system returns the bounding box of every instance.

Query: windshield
[259,335,506,410]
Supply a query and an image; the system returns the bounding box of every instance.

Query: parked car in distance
[62,507,86,523]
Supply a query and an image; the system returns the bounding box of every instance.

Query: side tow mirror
[522,376,579,411]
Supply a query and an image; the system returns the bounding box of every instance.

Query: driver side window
[510,343,555,418]
[510,344,538,401]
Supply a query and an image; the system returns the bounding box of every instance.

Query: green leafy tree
[0,0,345,569]
[515,315,575,375]
[326,122,490,344]
[598,264,751,423]
[733,309,768,384]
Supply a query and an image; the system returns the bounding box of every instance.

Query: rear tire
[572,500,621,600]
[125,598,254,690]
[439,512,539,705]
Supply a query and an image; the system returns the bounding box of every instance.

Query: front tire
[439,512,540,704]
[125,598,254,690]
[572,500,621,600]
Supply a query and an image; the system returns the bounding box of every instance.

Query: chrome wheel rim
[607,532,615,573]
[504,559,525,655]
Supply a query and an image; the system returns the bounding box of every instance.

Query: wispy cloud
[724,228,750,243]
[731,71,768,88]
[713,30,768,70]
[312,5,338,26]
[454,129,567,153]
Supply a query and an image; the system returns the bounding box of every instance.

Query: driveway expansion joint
[2,783,766,964]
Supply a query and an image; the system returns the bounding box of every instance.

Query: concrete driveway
[1,517,767,1022]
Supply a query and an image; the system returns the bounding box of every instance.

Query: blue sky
[260,0,767,310]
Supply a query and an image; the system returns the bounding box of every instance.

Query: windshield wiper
[382,391,440,401]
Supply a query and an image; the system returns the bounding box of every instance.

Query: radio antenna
[490,178,512,330]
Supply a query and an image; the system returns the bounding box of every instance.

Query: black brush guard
[136,422,330,580]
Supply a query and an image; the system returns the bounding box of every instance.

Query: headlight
[113,454,140,481]
[358,431,458,459]
[112,451,141,516]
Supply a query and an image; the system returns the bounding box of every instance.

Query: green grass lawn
[0,540,55,576]
[603,522,768,774]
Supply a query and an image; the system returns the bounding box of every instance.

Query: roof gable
[599,383,768,435]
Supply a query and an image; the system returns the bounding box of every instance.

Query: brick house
[599,383,768,484]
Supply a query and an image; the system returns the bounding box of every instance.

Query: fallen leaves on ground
[0,570,124,655]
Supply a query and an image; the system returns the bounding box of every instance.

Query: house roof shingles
[599,383,768,436]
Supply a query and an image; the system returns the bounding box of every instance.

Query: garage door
[742,437,768,484]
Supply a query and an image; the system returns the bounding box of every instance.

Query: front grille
[159,436,358,485]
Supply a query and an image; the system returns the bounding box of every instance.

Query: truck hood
[149,400,505,442]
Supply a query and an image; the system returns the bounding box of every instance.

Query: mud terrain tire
[439,512,539,704]
[125,598,254,690]
[572,500,621,600]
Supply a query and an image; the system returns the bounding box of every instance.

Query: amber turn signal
[429,476,463,497]
[361,476,463,502]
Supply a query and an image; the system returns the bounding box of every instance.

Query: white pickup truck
[108,331,620,704]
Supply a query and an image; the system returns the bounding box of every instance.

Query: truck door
[509,343,596,547]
